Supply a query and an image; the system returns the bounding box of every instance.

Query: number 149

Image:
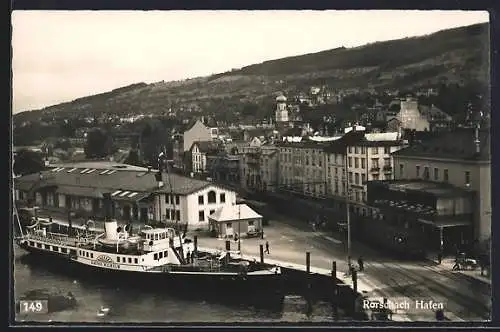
[19,300,48,314]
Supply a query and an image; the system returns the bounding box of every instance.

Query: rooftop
[370,179,472,197]
[47,161,150,172]
[209,204,262,222]
[15,167,216,197]
[393,127,490,161]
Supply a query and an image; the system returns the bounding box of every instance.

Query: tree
[54,139,72,151]
[84,128,115,159]
[124,149,141,166]
[14,149,45,176]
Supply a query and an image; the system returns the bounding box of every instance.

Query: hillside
[14,22,489,122]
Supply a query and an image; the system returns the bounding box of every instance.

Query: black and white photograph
[11,10,491,324]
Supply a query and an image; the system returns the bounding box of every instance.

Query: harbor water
[13,247,344,323]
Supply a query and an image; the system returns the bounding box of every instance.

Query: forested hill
[15,22,489,122]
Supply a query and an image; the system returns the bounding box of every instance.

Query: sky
[11,10,489,114]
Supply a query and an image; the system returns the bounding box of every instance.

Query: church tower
[275,94,289,124]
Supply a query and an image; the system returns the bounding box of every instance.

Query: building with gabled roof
[208,203,263,238]
[14,161,238,230]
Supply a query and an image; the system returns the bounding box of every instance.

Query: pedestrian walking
[357,256,364,272]
[452,257,460,271]
[265,241,270,254]
[437,252,442,265]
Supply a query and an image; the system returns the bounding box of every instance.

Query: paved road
[194,215,491,322]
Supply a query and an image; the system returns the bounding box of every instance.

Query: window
[348,147,352,153]
[416,165,421,177]
[176,210,180,221]
[372,147,378,154]
[61,248,67,253]
[199,211,205,222]
[399,164,404,178]
[37,243,42,248]
[19,191,24,200]
[52,246,59,252]
[117,257,120,262]
[362,174,366,184]
[220,193,226,203]
[354,158,359,168]
[384,147,391,154]
[355,147,359,154]
[165,195,170,204]
[361,158,366,169]
[465,171,471,185]
[209,209,215,216]
[165,209,170,220]
[444,169,449,182]
[91,253,94,258]
[134,258,138,264]
[45,244,50,250]
[248,220,254,226]
[29,241,34,246]
[154,233,159,241]
[355,173,360,185]
[348,157,352,167]
[159,252,163,259]
[424,167,430,180]
[154,253,158,260]
[226,222,233,229]
[207,190,216,203]
[348,172,353,183]
[198,195,204,204]
[175,195,180,205]
[372,158,379,168]
[434,168,439,181]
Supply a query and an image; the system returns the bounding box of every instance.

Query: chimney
[155,171,163,188]
[474,124,481,154]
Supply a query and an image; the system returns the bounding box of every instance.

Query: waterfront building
[14,162,237,230]
[390,126,491,247]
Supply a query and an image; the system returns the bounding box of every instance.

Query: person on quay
[357,256,364,272]
[265,241,270,254]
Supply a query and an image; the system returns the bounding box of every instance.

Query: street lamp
[346,187,353,268]
[238,204,241,252]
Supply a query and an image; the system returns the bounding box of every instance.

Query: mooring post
[259,244,264,263]
[352,269,358,293]
[306,251,311,273]
[225,240,230,251]
[331,261,338,319]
